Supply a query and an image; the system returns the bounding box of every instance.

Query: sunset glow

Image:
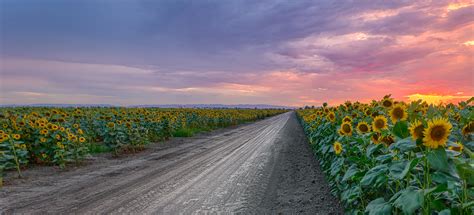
[1,0,473,106]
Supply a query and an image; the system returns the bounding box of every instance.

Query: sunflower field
[0,107,286,184]
[297,95,473,214]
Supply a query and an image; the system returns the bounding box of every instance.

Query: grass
[87,143,113,154]
[172,127,213,137]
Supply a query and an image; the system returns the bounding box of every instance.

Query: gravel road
[1,112,342,214]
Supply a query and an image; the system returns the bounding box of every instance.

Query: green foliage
[297,96,474,214]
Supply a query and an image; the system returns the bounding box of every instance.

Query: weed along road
[1,112,342,214]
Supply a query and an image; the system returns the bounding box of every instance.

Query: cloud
[0,0,473,106]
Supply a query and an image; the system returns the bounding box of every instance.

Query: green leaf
[330,158,344,177]
[365,198,392,215]
[438,209,451,215]
[390,187,424,214]
[389,158,419,180]
[361,164,388,188]
[341,185,361,204]
[454,158,474,186]
[392,121,409,138]
[427,148,449,173]
[389,138,416,152]
[366,144,382,158]
[342,164,359,182]
[423,183,448,196]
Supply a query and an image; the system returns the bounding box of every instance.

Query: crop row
[297,96,473,214]
[0,107,286,185]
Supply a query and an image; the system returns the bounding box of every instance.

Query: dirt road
[0,112,342,214]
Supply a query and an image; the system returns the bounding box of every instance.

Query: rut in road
[1,112,342,214]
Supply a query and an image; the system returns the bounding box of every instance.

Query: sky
[0,0,473,106]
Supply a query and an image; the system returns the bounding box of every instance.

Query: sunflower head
[381,98,394,108]
[343,116,352,123]
[409,120,424,140]
[448,142,464,152]
[357,121,370,134]
[422,117,452,149]
[340,122,353,136]
[371,132,381,144]
[390,104,407,122]
[13,134,21,140]
[79,137,86,143]
[380,135,395,146]
[107,122,115,128]
[365,108,372,116]
[462,121,473,136]
[333,141,343,155]
[327,112,336,122]
[372,115,388,132]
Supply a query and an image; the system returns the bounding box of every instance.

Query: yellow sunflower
[333,141,343,155]
[380,135,395,146]
[327,112,336,122]
[390,104,407,122]
[448,142,463,152]
[356,121,370,134]
[107,122,115,128]
[371,132,381,144]
[340,122,353,136]
[79,137,86,143]
[13,134,21,140]
[343,116,352,123]
[372,115,388,132]
[422,117,452,149]
[409,120,424,140]
[462,121,473,136]
[381,98,394,108]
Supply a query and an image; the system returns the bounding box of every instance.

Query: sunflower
[340,122,353,136]
[51,124,59,130]
[422,117,452,149]
[365,108,372,116]
[40,137,47,143]
[448,142,463,152]
[371,132,381,144]
[381,98,394,108]
[13,134,21,140]
[40,129,49,135]
[327,112,336,122]
[333,141,343,155]
[390,104,407,122]
[357,121,370,134]
[380,135,395,146]
[409,120,424,140]
[372,115,388,132]
[462,121,473,136]
[55,134,61,140]
[107,122,115,128]
[343,116,352,123]
[79,137,86,143]
[56,142,65,149]
[73,124,79,128]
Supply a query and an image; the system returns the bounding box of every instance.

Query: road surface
[1,112,342,214]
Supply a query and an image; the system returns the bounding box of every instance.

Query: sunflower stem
[8,138,22,178]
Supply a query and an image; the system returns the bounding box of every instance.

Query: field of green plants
[0,107,286,185]
[297,96,473,214]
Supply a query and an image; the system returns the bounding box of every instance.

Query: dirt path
[0,112,342,214]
